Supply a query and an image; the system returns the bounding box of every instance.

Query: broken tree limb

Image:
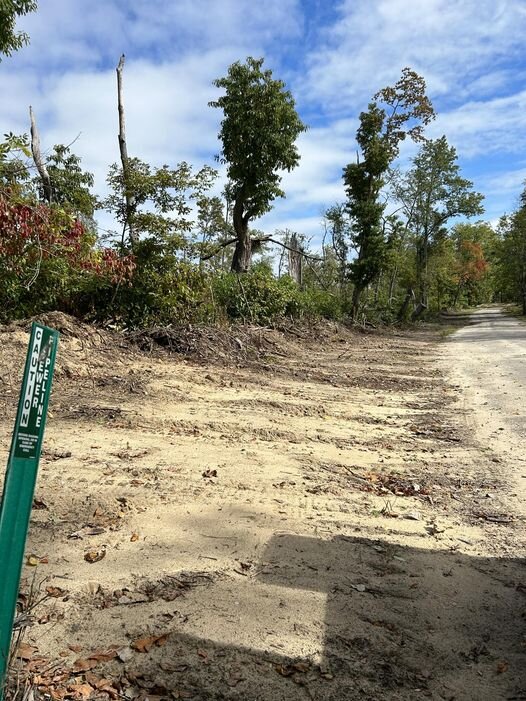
[116,54,137,246]
[200,237,238,261]
[201,234,323,264]
[29,105,52,203]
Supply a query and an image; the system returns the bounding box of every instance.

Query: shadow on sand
[122,533,525,701]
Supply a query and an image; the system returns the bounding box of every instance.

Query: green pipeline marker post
[0,323,58,698]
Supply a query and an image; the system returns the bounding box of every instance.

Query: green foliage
[496,205,526,314]
[295,286,345,320]
[391,136,484,307]
[41,144,97,217]
[194,195,234,268]
[0,57,516,329]
[103,159,217,249]
[0,132,32,189]
[210,57,307,271]
[450,222,496,306]
[213,265,297,324]
[0,0,37,58]
[210,57,306,220]
[212,264,344,324]
[343,69,435,317]
[91,239,213,328]
[0,194,133,321]
[324,204,350,286]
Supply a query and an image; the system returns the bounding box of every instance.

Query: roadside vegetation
[2,2,526,332]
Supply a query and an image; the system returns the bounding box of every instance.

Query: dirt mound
[125,317,379,366]
[127,324,262,363]
[4,311,86,337]
[0,313,138,390]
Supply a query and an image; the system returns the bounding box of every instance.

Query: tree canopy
[210,56,307,272]
[0,0,37,58]
[343,68,435,318]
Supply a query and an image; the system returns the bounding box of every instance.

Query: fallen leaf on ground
[46,586,67,597]
[73,648,118,672]
[132,634,169,652]
[67,683,93,700]
[26,554,46,566]
[84,548,106,563]
[16,642,37,660]
[72,657,99,673]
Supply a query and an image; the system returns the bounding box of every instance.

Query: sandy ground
[0,311,525,700]
[446,307,526,521]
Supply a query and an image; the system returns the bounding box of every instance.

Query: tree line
[1,2,525,326]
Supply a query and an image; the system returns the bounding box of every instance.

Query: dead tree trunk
[288,232,303,286]
[116,55,137,247]
[29,106,52,203]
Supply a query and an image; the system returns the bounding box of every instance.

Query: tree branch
[201,235,324,263]
[261,237,323,261]
[200,237,238,261]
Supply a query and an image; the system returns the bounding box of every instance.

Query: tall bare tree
[29,105,52,203]
[116,54,137,246]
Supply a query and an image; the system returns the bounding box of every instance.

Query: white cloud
[9,0,302,70]
[430,90,526,158]
[482,167,526,194]
[301,0,526,113]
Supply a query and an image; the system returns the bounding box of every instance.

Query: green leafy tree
[0,0,37,58]
[450,222,497,306]
[381,214,409,308]
[39,144,98,218]
[392,136,484,307]
[343,68,435,318]
[103,158,217,249]
[496,194,526,314]
[194,195,233,270]
[210,57,307,272]
[0,132,32,190]
[324,204,351,289]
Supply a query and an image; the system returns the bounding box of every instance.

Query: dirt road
[1,313,525,700]
[446,307,526,520]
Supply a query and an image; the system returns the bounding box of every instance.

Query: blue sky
[2,0,526,245]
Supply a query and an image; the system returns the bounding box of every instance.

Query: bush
[0,195,134,321]
[213,265,299,324]
[212,264,346,324]
[294,287,345,320]
[91,239,214,328]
